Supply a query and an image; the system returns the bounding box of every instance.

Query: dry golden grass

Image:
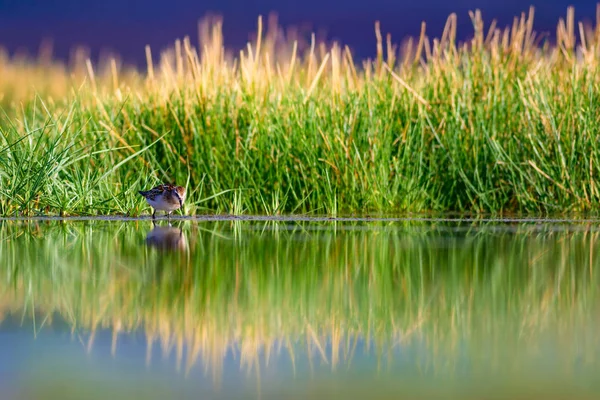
[0,6,597,106]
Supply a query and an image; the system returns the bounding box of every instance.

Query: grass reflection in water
[1,218,599,398]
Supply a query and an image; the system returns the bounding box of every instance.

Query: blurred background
[0,0,597,67]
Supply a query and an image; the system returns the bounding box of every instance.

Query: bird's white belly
[146,197,180,211]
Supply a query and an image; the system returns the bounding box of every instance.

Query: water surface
[1,218,599,399]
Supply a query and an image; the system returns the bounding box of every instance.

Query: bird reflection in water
[145,221,188,252]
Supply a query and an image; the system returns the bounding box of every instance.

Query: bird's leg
[167,211,172,221]
[152,209,156,220]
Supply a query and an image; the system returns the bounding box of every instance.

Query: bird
[138,183,187,219]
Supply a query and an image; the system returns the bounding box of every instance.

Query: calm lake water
[1,217,600,399]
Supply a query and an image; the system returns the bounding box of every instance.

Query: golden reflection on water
[1,219,600,396]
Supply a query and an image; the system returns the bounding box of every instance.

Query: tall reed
[2,6,600,215]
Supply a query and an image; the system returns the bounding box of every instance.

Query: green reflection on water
[1,219,600,398]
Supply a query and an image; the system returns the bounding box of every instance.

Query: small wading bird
[138,184,186,219]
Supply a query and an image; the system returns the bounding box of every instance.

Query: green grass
[2,6,600,216]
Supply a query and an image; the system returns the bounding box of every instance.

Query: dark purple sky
[0,0,597,66]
